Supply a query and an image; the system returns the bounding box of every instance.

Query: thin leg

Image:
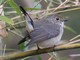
[36,43,40,51]
[53,45,56,51]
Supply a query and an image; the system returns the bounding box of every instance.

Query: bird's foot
[53,45,56,50]
[36,44,41,52]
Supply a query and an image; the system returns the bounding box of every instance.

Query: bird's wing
[27,24,60,46]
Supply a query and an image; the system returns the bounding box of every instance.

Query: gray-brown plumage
[26,14,66,48]
[19,6,67,48]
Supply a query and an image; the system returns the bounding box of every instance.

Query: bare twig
[1,43,80,60]
[7,28,24,38]
[11,15,23,20]
[53,0,70,12]
[33,0,42,8]
[69,34,80,41]
[64,39,80,45]
[70,53,80,57]
[46,7,80,16]
[48,56,53,60]
[2,45,6,56]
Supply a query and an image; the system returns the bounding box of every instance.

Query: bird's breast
[38,26,64,48]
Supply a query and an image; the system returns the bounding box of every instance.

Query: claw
[36,43,40,52]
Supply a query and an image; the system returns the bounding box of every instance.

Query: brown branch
[30,5,80,15]
[2,43,80,60]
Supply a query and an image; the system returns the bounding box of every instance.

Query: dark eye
[56,17,59,20]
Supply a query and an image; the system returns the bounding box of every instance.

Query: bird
[18,6,67,50]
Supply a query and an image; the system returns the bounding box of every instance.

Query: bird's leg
[36,43,40,51]
[53,45,56,51]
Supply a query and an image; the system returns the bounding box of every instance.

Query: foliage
[8,0,23,19]
[0,0,4,5]
[0,16,14,25]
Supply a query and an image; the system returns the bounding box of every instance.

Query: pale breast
[38,23,64,48]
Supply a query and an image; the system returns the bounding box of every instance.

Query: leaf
[64,25,76,34]
[0,0,4,5]
[19,37,29,49]
[19,42,25,50]
[0,16,14,25]
[8,0,23,18]
[38,55,42,60]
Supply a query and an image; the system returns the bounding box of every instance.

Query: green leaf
[64,25,76,34]
[0,0,4,5]
[8,0,23,18]
[19,42,25,50]
[38,55,42,60]
[0,16,14,25]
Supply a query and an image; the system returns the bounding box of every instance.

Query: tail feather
[19,6,34,27]
[18,36,27,45]
[18,31,31,45]
[19,6,27,16]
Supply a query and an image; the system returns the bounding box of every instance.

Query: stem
[2,43,80,60]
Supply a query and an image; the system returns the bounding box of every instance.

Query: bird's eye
[56,17,59,20]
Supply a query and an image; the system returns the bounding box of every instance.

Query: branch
[2,43,80,60]
[30,5,80,15]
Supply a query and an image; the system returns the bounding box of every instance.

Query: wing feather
[27,24,60,46]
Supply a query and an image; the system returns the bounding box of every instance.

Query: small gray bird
[18,6,67,49]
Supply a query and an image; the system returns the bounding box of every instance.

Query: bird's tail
[19,6,34,27]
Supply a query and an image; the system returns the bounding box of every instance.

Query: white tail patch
[26,20,34,32]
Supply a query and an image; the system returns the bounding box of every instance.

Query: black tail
[19,6,27,16]
[19,6,34,27]
[18,36,27,45]
[18,31,31,45]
